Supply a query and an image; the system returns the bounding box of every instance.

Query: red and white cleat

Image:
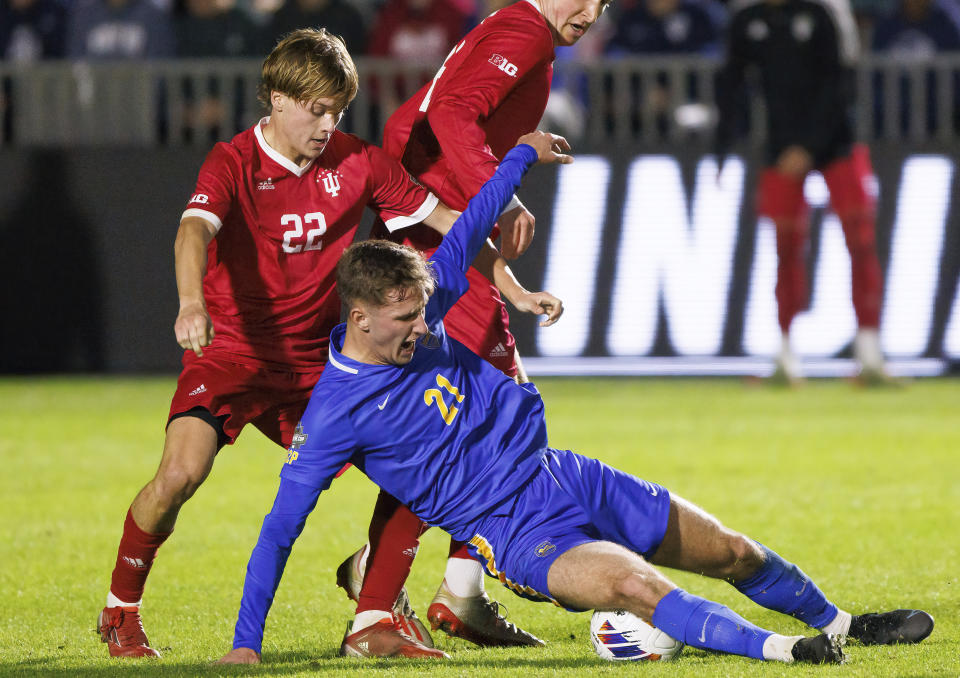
[97,606,161,658]
[335,546,434,647]
[427,579,544,647]
[339,619,448,659]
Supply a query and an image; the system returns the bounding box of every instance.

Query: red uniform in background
[354,0,556,646]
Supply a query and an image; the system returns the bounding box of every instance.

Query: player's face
[542,0,610,46]
[365,287,430,366]
[269,93,345,166]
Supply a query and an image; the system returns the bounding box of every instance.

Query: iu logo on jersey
[488,53,518,77]
[320,171,341,197]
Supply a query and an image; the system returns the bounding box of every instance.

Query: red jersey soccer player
[336,0,611,657]
[96,28,562,659]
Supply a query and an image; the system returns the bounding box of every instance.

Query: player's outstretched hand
[175,301,215,357]
[513,290,564,327]
[216,647,261,664]
[517,131,572,165]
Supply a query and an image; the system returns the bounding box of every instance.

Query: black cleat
[849,609,934,645]
[791,634,845,664]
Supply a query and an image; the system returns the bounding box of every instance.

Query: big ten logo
[488,53,518,77]
[189,193,209,204]
[423,373,465,425]
[281,212,327,253]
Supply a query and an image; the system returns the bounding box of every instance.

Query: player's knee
[716,533,764,581]
[151,464,207,507]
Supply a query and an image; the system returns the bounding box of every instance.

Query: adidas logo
[489,342,509,358]
[257,178,275,190]
[122,556,147,569]
[401,547,418,558]
[357,641,369,652]
[188,384,207,396]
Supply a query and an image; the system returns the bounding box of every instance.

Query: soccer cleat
[770,344,804,387]
[335,547,434,647]
[848,609,934,645]
[427,579,545,647]
[97,606,161,658]
[339,619,448,659]
[790,634,845,664]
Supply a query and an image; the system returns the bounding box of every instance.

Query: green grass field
[1,376,957,677]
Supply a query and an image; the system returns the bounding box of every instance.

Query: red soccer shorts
[757,144,875,221]
[167,351,324,448]
[443,266,518,378]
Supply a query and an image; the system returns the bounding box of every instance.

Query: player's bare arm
[173,216,217,356]
[420,188,564,325]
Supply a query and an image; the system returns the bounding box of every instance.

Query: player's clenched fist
[175,301,215,356]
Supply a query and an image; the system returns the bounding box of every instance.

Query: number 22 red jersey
[182,119,438,369]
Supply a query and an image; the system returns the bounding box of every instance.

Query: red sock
[357,490,427,613]
[448,539,472,560]
[774,219,809,333]
[108,508,171,605]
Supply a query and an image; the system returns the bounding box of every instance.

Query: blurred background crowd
[2,0,959,70]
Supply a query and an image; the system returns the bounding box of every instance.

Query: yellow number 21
[423,374,466,425]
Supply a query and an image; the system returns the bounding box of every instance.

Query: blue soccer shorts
[465,448,671,610]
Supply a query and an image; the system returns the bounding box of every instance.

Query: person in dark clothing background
[716,0,891,385]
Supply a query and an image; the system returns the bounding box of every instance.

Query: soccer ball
[590,609,684,661]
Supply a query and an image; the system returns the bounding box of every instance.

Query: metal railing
[1,54,958,148]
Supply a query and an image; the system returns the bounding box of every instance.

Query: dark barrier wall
[2,143,959,374]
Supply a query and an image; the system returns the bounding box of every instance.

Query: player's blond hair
[258,28,359,110]
[337,240,436,308]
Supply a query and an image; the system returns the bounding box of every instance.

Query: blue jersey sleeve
[427,143,539,320]
[232,477,322,653]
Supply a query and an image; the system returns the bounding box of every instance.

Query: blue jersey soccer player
[218,131,933,665]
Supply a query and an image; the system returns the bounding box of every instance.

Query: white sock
[854,328,885,372]
[821,609,852,637]
[443,558,485,598]
[351,609,392,634]
[762,634,805,662]
[356,543,370,575]
[106,591,140,608]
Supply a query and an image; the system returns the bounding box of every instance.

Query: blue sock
[734,543,837,629]
[651,588,771,659]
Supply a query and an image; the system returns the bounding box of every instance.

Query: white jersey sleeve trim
[383,192,440,232]
[500,194,522,216]
[181,208,223,233]
[328,351,359,374]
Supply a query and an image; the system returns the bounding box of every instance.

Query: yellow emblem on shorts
[535,540,556,557]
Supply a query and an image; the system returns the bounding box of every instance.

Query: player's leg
[650,493,933,646]
[546,540,840,663]
[99,413,221,658]
[821,145,890,382]
[758,168,809,384]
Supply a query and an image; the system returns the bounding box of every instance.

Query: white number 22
[281,212,327,253]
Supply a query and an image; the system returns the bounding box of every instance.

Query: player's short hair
[337,240,436,308]
[258,28,359,110]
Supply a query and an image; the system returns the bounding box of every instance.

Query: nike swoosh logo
[699,613,711,643]
[796,579,808,597]
[378,394,390,410]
